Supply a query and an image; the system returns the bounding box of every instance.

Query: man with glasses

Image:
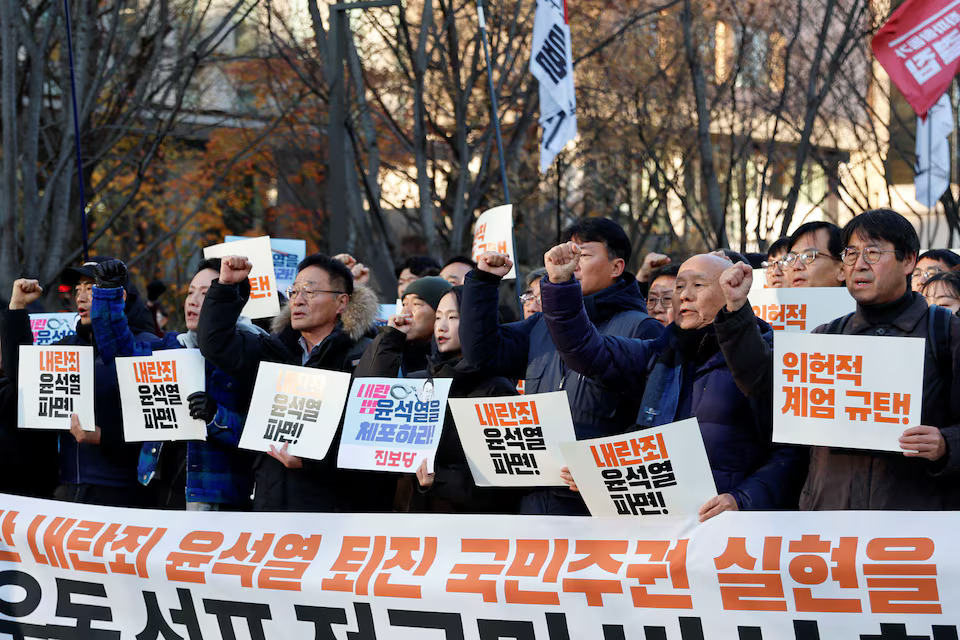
[800,209,960,510]
[197,253,387,512]
[646,264,679,326]
[761,238,790,288]
[911,249,960,292]
[784,221,845,288]
[520,268,547,319]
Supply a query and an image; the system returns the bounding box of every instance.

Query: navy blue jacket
[541,277,806,510]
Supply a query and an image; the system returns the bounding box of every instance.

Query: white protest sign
[559,418,717,517]
[28,313,79,345]
[226,235,306,294]
[774,332,925,452]
[749,287,857,332]
[116,349,207,442]
[338,377,453,474]
[471,205,517,279]
[17,345,94,431]
[750,268,768,292]
[240,362,352,459]
[448,391,575,487]
[204,235,280,318]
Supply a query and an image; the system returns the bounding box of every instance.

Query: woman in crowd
[921,271,960,314]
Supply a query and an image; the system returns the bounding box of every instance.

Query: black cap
[61,256,114,286]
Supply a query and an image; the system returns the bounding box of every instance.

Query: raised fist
[719,262,753,312]
[220,256,253,285]
[333,254,371,286]
[638,252,671,283]
[10,279,43,311]
[94,259,128,289]
[476,252,513,278]
[544,242,582,284]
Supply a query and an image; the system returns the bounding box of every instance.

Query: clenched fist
[94,259,128,289]
[638,252,671,283]
[476,252,513,278]
[219,256,253,285]
[10,279,43,311]
[718,262,753,312]
[544,242,582,284]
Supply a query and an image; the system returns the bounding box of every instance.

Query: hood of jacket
[269,283,379,341]
[583,272,648,324]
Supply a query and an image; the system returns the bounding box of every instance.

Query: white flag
[915,92,953,208]
[530,0,576,173]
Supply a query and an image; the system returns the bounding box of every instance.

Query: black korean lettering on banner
[295,602,376,640]
[388,610,464,640]
[136,588,202,640]
[202,599,271,640]
[534,25,568,85]
[50,577,121,640]
[477,619,535,640]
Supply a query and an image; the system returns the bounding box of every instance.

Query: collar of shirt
[298,335,319,365]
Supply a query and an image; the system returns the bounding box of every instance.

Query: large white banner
[471,205,517,280]
[117,350,207,442]
[204,236,280,319]
[240,362,352,459]
[1,493,960,638]
[338,377,453,474]
[559,418,717,517]
[448,391,575,487]
[774,332,925,451]
[17,345,94,431]
[750,287,858,332]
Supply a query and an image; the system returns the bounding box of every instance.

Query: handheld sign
[774,332,924,452]
[559,418,717,517]
[116,350,207,442]
[226,235,306,295]
[239,363,351,459]
[18,345,94,431]
[29,313,79,345]
[749,288,857,332]
[204,236,280,319]
[471,205,517,279]
[448,391,575,487]
[338,378,453,473]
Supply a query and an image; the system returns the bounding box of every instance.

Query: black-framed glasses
[285,285,345,301]
[647,296,673,309]
[519,292,542,305]
[840,247,902,266]
[761,259,785,272]
[913,266,944,280]
[782,249,840,267]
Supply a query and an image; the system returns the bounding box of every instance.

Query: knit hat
[403,276,453,311]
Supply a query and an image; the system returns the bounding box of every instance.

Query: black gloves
[187,391,218,424]
[94,259,128,289]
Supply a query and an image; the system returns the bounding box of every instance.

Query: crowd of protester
[1,207,958,518]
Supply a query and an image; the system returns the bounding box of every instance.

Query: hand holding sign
[10,279,43,310]
[70,413,101,444]
[476,251,513,278]
[544,241,581,284]
[900,425,946,460]
[719,262,753,313]
[698,492,738,522]
[220,256,253,285]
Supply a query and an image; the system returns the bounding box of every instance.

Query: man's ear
[611,258,625,278]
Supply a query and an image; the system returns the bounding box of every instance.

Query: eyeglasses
[761,259,785,272]
[782,249,840,268]
[840,247,902,266]
[647,296,673,309]
[913,266,944,280]
[285,285,345,300]
[519,293,542,305]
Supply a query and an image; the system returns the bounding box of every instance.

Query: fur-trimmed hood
[270,283,379,341]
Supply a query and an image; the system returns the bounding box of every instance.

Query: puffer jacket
[541,277,807,510]
[198,279,390,512]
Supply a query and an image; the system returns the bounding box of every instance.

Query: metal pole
[63,0,89,261]
[556,154,562,244]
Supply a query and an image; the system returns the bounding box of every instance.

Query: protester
[396,256,442,299]
[762,237,791,288]
[461,217,663,514]
[922,271,960,314]
[197,253,388,511]
[542,246,806,520]
[440,256,476,286]
[911,249,960,292]
[636,251,671,298]
[521,268,547,319]
[0,258,155,507]
[784,221,845,288]
[90,258,257,510]
[646,264,679,326]
[799,209,960,510]
[356,286,521,513]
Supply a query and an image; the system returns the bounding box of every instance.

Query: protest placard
[28,313,79,345]
[471,205,517,279]
[774,332,924,451]
[559,418,717,517]
[749,287,857,332]
[750,268,768,292]
[239,363,352,459]
[116,349,207,442]
[338,377,453,473]
[226,235,306,294]
[204,236,280,318]
[17,345,94,431]
[448,391,574,486]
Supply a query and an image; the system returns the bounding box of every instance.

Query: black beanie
[403,276,453,311]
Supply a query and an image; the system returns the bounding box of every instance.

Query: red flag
[871,0,960,117]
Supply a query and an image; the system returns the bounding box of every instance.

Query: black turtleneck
[859,289,914,326]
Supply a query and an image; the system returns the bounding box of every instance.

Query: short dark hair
[922,271,960,299]
[651,264,680,281]
[918,249,960,269]
[721,249,750,266]
[841,209,919,260]
[789,221,843,259]
[767,237,791,259]
[561,217,632,263]
[298,253,354,296]
[525,267,548,288]
[196,257,221,276]
[443,255,477,270]
[395,255,442,279]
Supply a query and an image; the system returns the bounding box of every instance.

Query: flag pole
[63,0,89,262]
